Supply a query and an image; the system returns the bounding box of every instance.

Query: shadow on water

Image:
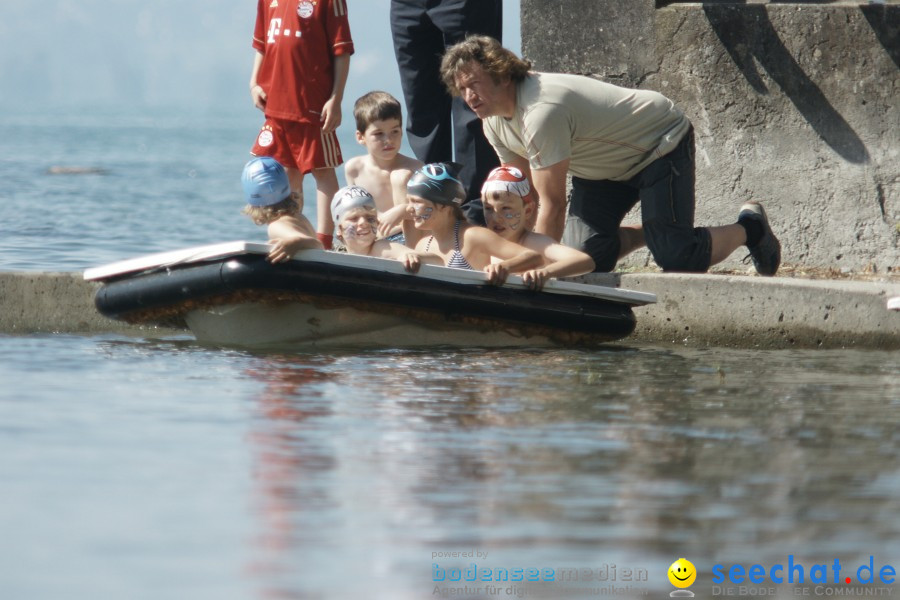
[702,3,871,164]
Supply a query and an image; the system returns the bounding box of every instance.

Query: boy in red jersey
[249,0,354,250]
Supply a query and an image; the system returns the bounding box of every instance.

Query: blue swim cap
[242,157,291,206]
[407,162,466,207]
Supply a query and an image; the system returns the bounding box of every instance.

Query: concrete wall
[0,272,178,336]
[2,272,898,348]
[521,1,899,273]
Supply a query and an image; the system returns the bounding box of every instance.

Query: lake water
[0,108,326,272]
[2,109,899,599]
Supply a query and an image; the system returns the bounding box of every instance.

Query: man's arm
[530,159,570,242]
[500,155,531,180]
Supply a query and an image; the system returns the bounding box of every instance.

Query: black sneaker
[739,202,781,276]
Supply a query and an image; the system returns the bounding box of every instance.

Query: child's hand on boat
[483,263,510,286]
[267,235,322,263]
[399,251,423,273]
[522,268,549,290]
[267,239,291,263]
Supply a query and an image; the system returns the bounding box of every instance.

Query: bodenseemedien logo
[668,558,696,597]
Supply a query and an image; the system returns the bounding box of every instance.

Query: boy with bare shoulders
[241,157,323,263]
[481,166,595,289]
[344,91,423,246]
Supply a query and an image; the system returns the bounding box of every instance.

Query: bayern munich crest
[297,1,314,18]
[257,128,274,148]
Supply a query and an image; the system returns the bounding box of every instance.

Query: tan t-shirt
[483,73,690,182]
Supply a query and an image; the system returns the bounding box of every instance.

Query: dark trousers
[570,127,713,273]
[390,0,502,206]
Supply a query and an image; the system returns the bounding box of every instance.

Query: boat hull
[184,302,562,348]
[90,246,650,349]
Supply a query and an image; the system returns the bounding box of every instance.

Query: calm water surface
[3,109,899,599]
[0,109,346,271]
[2,334,898,599]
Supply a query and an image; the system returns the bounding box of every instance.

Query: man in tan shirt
[440,35,780,275]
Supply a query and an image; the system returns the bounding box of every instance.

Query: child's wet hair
[440,35,532,97]
[242,195,300,226]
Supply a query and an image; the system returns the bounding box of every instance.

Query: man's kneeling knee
[645,221,712,273]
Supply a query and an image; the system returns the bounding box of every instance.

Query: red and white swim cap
[481,166,532,203]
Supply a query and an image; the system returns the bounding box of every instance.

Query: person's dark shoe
[739,202,781,276]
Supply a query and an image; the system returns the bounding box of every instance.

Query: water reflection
[240,346,900,598]
[243,354,337,600]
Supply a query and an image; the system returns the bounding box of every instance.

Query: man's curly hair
[440,35,531,97]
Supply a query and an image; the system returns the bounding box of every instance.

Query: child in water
[481,166,595,289]
[241,157,323,263]
[407,162,542,285]
[331,185,439,273]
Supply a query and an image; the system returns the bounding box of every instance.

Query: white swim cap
[331,185,377,225]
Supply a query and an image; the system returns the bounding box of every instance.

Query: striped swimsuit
[425,220,474,270]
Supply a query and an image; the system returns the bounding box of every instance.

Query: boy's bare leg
[312,167,340,238]
[286,167,304,211]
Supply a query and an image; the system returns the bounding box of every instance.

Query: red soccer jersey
[253,0,354,124]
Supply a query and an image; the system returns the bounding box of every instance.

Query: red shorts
[250,118,343,174]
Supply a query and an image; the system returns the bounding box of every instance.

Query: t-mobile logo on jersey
[267,18,282,43]
[267,18,302,43]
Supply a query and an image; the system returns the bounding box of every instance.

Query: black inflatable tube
[95,255,635,337]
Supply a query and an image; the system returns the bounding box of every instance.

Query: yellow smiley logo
[668,558,697,588]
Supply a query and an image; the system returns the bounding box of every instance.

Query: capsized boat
[84,241,656,348]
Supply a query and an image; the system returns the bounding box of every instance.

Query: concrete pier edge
[1,271,897,349]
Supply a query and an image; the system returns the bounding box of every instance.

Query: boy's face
[338,207,378,244]
[356,118,403,161]
[483,191,529,240]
